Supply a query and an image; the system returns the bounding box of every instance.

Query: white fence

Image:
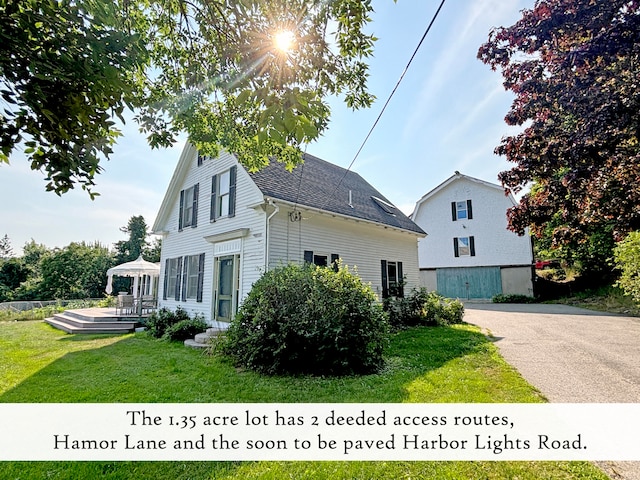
[0,299,104,312]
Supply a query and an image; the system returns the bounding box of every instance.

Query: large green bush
[221,263,389,376]
[614,231,640,303]
[145,306,191,339]
[164,316,208,342]
[492,293,536,304]
[385,288,464,328]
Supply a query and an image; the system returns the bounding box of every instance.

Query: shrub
[614,231,640,303]
[163,315,208,342]
[385,288,464,328]
[220,263,389,376]
[145,306,191,338]
[492,294,536,304]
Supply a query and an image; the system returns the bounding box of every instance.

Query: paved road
[465,303,640,479]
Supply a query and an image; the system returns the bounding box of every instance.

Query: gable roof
[249,153,425,235]
[411,171,516,220]
[152,144,424,236]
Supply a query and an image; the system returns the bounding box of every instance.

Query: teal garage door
[436,267,502,299]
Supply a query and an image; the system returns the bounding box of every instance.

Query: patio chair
[140,295,157,314]
[116,295,134,315]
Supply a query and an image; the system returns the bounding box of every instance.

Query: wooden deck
[44,307,149,334]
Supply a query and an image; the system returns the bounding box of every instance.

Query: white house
[152,144,425,326]
[411,172,533,299]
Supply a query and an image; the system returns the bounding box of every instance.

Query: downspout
[265,199,279,271]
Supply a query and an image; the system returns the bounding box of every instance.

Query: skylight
[371,196,397,215]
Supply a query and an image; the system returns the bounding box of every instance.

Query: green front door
[215,256,236,322]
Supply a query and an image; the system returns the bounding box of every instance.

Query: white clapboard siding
[155,149,266,323]
[155,144,424,323]
[267,206,421,299]
[413,176,532,269]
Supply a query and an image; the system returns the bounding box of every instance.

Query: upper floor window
[211,166,237,221]
[197,153,211,166]
[179,184,199,230]
[454,236,476,257]
[451,200,473,221]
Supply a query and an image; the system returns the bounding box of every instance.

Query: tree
[113,215,160,293]
[39,242,114,299]
[1,0,378,195]
[478,1,640,251]
[0,0,148,197]
[21,239,49,276]
[0,257,29,301]
[0,234,13,259]
[114,215,149,264]
[614,231,640,303]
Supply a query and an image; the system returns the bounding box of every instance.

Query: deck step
[44,308,139,334]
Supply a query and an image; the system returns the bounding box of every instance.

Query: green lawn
[0,320,606,479]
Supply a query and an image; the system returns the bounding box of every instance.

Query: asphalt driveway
[465,303,640,479]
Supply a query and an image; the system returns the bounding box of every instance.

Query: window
[211,166,237,221]
[451,199,473,221]
[381,260,404,298]
[163,257,182,300]
[179,184,199,230]
[371,196,397,215]
[185,255,200,299]
[197,153,211,166]
[180,253,205,301]
[454,236,476,257]
[304,250,339,270]
[163,255,205,302]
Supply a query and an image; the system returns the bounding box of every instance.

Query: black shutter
[163,259,169,300]
[228,166,237,218]
[381,260,388,298]
[467,199,473,220]
[181,256,188,301]
[210,174,218,222]
[197,154,203,166]
[303,250,313,264]
[451,201,457,221]
[191,183,199,227]
[175,257,182,301]
[470,236,476,257]
[397,261,404,297]
[179,190,185,230]
[453,238,460,257]
[196,253,205,302]
[331,253,340,272]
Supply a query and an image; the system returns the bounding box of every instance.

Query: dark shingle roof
[249,153,425,235]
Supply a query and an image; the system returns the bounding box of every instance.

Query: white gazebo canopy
[105,255,161,297]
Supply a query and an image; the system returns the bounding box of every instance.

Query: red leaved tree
[478,0,640,255]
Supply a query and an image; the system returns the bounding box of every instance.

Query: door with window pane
[215,255,236,322]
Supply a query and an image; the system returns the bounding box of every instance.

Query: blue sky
[0,0,531,255]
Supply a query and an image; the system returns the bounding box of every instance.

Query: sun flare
[274,30,295,53]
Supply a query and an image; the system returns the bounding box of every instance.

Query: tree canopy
[478,0,640,247]
[1,0,378,196]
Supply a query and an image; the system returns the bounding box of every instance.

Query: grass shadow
[0,325,514,404]
[0,323,603,480]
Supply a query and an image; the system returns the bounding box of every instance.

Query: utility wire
[321,0,447,208]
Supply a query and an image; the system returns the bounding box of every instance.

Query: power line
[321,0,447,208]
